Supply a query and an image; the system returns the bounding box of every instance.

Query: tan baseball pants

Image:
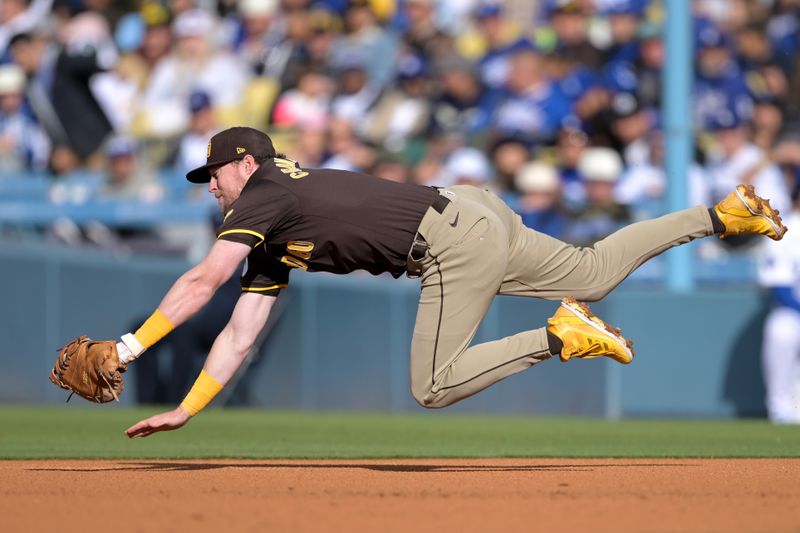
[409,185,714,408]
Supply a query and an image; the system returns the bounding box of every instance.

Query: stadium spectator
[402,0,452,61]
[473,1,534,91]
[112,2,174,128]
[369,151,411,183]
[361,53,431,152]
[428,52,502,142]
[328,47,380,124]
[606,92,656,167]
[701,107,790,217]
[488,135,531,192]
[335,0,399,89]
[559,62,609,139]
[140,8,250,138]
[693,18,754,133]
[230,0,314,89]
[322,116,377,172]
[566,147,631,245]
[492,48,572,146]
[98,135,162,203]
[302,3,343,73]
[0,0,53,61]
[453,0,516,61]
[765,0,799,81]
[271,68,333,131]
[552,126,589,208]
[0,63,50,172]
[175,89,221,177]
[441,146,494,188]
[542,0,603,71]
[9,21,116,171]
[733,22,790,150]
[513,160,568,238]
[629,20,663,110]
[612,129,710,219]
[288,126,328,167]
[230,0,282,74]
[136,2,174,73]
[600,0,646,67]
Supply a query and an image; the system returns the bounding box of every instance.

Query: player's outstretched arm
[117,239,253,363]
[126,291,276,438]
[49,240,255,404]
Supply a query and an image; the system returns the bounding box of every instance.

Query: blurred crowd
[1,0,800,255]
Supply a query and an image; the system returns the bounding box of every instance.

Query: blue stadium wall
[0,243,770,418]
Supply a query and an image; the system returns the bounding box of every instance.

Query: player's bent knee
[410,383,451,409]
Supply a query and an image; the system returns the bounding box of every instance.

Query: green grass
[1,406,798,459]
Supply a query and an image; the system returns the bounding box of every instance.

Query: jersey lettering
[280,240,315,269]
[273,157,309,179]
[280,255,308,270]
[286,240,315,260]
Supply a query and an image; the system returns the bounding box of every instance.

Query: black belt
[407,193,451,277]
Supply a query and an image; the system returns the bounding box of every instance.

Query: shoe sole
[735,184,787,240]
[561,297,635,362]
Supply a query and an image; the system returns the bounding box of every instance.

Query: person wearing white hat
[141,8,250,137]
[567,147,631,245]
[514,160,569,238]
[442,147,494,188]
[0,63,50,172]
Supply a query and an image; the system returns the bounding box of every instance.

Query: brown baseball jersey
[215,157,441,295]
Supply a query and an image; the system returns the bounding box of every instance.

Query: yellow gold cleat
[714,184,787,241]
[547,297,634,365]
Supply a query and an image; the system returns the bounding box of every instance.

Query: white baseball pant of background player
[759,210,800,424]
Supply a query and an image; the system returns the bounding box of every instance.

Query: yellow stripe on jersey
[217,229,265,247]
[242,284,288,292]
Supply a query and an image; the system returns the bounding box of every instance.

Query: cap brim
[186,158,235,183]
[186,163,213,183]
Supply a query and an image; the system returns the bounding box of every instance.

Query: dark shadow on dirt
[29,461,697,473]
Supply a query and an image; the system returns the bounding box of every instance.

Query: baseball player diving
[48,127,787,437]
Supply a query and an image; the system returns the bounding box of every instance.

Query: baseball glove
[49,336,127,403]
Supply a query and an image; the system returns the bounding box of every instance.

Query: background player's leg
[409,196,551,409]
[499,205,713,301]
[761,307,800,423]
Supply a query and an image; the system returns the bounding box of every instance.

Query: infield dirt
[2,458,798,533]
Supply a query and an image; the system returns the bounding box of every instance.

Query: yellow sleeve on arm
[180,370,223,416]
[134,309,175,349]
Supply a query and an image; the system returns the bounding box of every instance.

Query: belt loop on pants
[431,193,450,214]
[406,233,428,278]
[406,192,451,277]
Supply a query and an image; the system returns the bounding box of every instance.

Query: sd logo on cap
[187,127,276,183]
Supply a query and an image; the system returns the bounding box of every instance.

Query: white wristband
[118,333,146,363]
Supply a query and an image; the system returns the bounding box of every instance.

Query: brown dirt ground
[2,459,799,533]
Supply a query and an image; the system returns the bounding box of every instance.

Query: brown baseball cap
[186,126,276,183]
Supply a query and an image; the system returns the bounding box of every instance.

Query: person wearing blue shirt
[429,53,504,140]
[600,0,646,67]
[478,37,538,91]
[492,48,573,146]
[694,19,754,132]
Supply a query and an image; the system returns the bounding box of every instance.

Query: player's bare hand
[125,407,191,438]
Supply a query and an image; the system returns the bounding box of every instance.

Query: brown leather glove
[49,336,127,403]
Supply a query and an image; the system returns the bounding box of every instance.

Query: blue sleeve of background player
[771,286,800,314]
